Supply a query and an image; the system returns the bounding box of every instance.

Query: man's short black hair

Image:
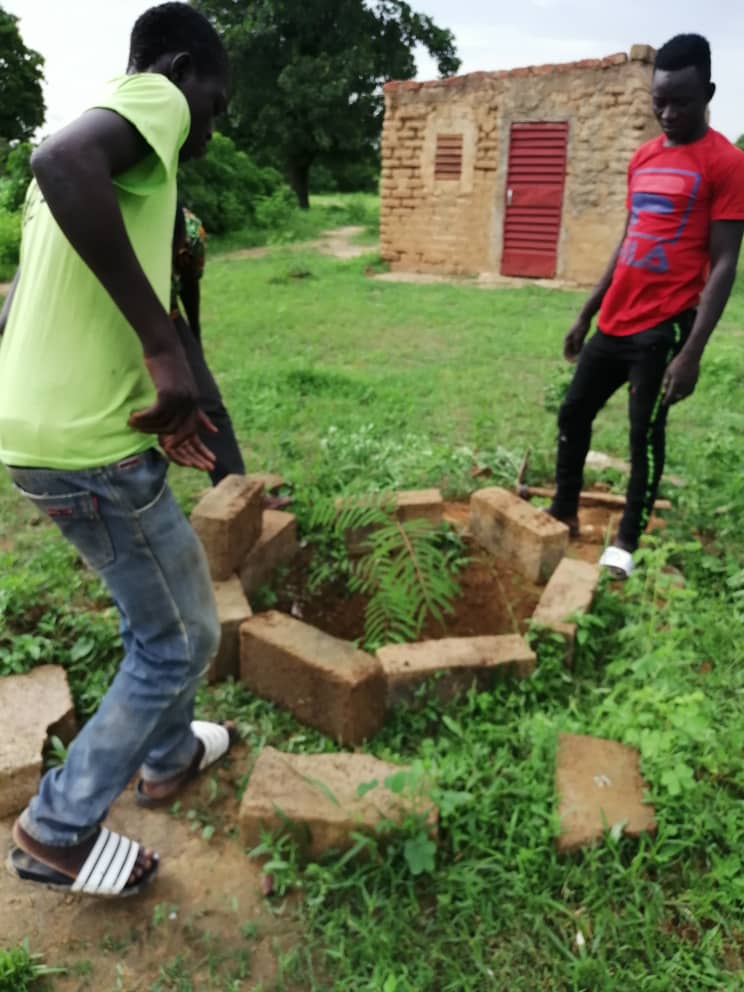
[128,2,228,78]
[654,33,711,84]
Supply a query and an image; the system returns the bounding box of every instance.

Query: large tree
[0,6,45,145]
[195,0,460,207]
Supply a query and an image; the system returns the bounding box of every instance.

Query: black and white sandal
[7,827,159,897]
[134,720,237,809]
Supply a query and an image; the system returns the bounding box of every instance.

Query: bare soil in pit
[274,544,543,641]
[271,501,642,642]
[1,744,299,991]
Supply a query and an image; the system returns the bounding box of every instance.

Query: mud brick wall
[380,48,658,285]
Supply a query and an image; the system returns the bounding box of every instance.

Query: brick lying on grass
[239,747,438,858]
[240,611,386,745]
[377,634,535,706]
[0,666,77,818]
[191,475,264,581]
[555,732,656,853]
[469,486,568,583]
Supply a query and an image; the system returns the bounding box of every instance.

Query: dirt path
[217,228,593,291]
[1,746,298,990]
[371,270,586,291]
[313,225,370,259]
[224,224,371,262]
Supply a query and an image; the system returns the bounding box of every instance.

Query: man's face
[651,66,712,145]
[178,70,228,161]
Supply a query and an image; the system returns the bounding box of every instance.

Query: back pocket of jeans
[116,449,169,515]
[13,485,115,572]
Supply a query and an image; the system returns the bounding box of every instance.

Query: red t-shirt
[599,128,744,336]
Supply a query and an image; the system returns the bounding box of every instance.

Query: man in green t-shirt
[0,4,236,899]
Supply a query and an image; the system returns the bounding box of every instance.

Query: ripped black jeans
[549,311,693,551]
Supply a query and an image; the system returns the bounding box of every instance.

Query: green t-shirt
[0,72,190,469]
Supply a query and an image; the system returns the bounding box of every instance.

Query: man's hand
[129,350,200,440]
[160,411,218,471]
[660,220,744,407]
[563,315,591,362]
[662,352,700,406]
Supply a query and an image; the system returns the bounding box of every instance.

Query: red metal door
[500,121,568,278]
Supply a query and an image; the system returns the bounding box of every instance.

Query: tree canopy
[195,0,460,206]
[178,131,283,233]
[0,6,45,144]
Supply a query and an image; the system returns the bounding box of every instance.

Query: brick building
[380,47,659,285]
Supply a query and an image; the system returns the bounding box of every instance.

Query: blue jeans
[8,448,220,847]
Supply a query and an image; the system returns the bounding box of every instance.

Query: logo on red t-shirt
[599,129,744,335]
[620,168,702,274]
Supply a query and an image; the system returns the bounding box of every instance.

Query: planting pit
[271,543,542,642]
[267,500,618,645]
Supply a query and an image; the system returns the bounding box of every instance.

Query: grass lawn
[1,211,744,990]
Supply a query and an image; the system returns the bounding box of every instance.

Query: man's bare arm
[663,219,744,404]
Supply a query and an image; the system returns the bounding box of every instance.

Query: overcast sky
[6,0,744,142]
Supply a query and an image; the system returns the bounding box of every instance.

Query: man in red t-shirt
[547,33,744,577]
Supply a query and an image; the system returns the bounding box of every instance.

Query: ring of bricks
[193,477,656,856]
[0,477,656,862]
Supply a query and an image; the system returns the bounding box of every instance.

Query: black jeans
[550,312,693,551]
[174,314,245,486]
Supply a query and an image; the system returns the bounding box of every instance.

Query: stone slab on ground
[239,747,437,858]
[191,475,264,581]
[240,611,386,744]
[555,733,657,853]
[532,558,601,664]
[377,634,536,706]
[0,666,76,818]
[208,576,253,683]
[240,510,299,598]
[470,487,568,583]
